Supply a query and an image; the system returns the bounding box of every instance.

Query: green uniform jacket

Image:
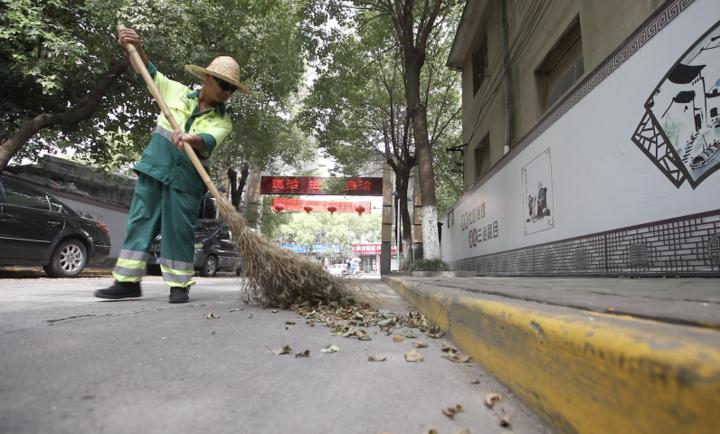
[134,62,232,196]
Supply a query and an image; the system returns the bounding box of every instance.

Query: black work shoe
[95,281,141,299]
[169,287,190,304]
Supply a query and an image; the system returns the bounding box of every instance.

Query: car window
[2,179,50,211]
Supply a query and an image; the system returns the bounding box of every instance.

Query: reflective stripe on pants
[112,249,148,283]
[159,258,196,288]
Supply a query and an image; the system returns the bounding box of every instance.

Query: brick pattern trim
[452,210,720,276]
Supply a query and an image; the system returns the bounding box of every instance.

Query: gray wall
[50,191,128,260]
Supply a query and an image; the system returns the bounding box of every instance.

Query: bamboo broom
[118,25,349,307]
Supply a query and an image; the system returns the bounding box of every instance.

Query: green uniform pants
[112,173,202,288]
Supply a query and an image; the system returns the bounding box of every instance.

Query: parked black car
[147,219,242,277]
[0,174,112,277]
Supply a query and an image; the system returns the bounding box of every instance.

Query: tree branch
[0,60,129,172]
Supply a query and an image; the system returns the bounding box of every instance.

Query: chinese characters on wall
[461,201,500,249]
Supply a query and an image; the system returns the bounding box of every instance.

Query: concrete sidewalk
[384,275,720,434]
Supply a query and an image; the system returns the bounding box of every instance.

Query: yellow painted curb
[386,277,720,434]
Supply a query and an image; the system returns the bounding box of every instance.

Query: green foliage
[407,259,450,272]
[434,133,464,215]
[300,1,463,206]
[259,195,292,241]
[263,206,382,256]
[73,127,140,172]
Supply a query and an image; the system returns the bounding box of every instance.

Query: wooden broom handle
[117,24,225,203]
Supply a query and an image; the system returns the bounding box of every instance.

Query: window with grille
[536,18,584,111]
[472,32,488,95]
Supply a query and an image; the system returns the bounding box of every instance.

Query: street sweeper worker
[95,27,249,303]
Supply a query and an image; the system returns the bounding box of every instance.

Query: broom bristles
[216,198,352,307]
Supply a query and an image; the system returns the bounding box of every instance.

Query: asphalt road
[0,273,551,434]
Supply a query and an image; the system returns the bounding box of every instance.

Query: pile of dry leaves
[290,302,446,340]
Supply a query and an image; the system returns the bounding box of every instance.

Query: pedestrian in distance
[95,27,248,303]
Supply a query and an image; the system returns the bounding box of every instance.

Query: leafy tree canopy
[0,0,314,171]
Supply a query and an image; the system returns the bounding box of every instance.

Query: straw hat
[185,56,250,94]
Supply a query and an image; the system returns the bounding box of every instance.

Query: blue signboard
[281,243,341,254]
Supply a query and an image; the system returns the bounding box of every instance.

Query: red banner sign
[260,176,383,196]
[351,243,396,255]
[272,198,372,214]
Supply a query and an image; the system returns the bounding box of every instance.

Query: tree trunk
[395,169,414,269]
[228,168,238,206]
[0,61,128,173]
[405,54,441,259]
[245,164,262,229]
[236,163,250,207]
[227,162,250,210]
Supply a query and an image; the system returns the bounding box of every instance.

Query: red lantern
[273,203,285,213]
[355,205,365,216]
[303,205,313,214]
[327,205,337,215]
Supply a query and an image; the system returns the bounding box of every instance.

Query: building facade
[442,0,720,276]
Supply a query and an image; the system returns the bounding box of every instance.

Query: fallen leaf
[210,330,216,336]
[403,333,417,339]
[295,350,310,358]
[368,354,387,362]
[471,379,481,385]
[229,308,244,312]
[285,321,296,325]
[442,404,464,419]
[321,344,340,353]
[499,409,511,427]
[443,352,472,363]
[413,341,429,349]
[485,392,502,408]
[273,345,293,355]
[441,342,457,352]
[272,309,279,313]
[427,330,445,339]
[356,329,369,338]
[377,318,395,327]
[392,335,405,343]
[455,430,471,434]
[206,312,219,320]
[428,430,439,434]
[404,349,424,362]
[342,328,371,340]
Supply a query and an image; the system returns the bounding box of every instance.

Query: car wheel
[46,239,87,278]
[200,255,218,277]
